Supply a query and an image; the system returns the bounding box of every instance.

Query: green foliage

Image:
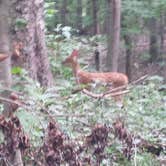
[12,54,166,163]
[44,0,166,40]
[135,152,160,166]
[122,0,166,36]
[15,18,28,30]
[11,0,166,164]
[16,109,45,146]
[44,1,56,30]
[11,66,23,75]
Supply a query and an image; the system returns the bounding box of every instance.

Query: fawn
[62,49,128,88]
[62,50,128,103]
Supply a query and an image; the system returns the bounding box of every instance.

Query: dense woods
[0,0,166,165]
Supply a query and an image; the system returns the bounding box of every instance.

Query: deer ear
[72,49,78,57]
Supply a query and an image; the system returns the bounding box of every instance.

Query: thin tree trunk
[94,46,100,71]
[92,0,98,35]
[106,0,121,72]
[106,0,112,70]
[124,35,132,81]
[149,18,160,63]
[103,1,108,34]
[82,0,92,35]
[159,13,165,56]
[77,0,82,32]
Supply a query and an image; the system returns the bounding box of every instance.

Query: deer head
[62,49,79,67]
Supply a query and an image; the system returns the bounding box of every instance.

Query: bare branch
[0,96,28,110]
[82,89,129,99]
[81,74,149,99]
[131,74,149,85]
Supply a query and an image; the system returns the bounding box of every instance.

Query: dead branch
[80,74,149,99]
[104,84,128,95]
[104,74,149,95]
[0,96,28,110]
[82,89,129,99]
[131,74,149,85]
[0,96,21,106]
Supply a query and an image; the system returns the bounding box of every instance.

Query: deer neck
[71,60,81,77]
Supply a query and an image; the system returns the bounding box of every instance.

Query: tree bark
[124,35,132,81]
[94,46,100,71]
[0,0,13,117]
[35,0,53,86]
[106,0,121,72]
[103,1,108,34]
[106,0,112,70]
[159,13,166,56]
[0,0,12,87]
[149,18,160,63]
[92,0,98,35]
[77,0,82,32]
[12,0,53,87]
[0,1,23,165]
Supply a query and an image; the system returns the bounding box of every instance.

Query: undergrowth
[4,36,165,165]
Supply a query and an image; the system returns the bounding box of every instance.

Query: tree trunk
[124,35,132,81]
[0,0,12,87]
[106,0,121,72]
[106,0,112,70]
[149,18,160,63]
[103,1,108,34]
[92,0,98,35]
[61,0,67,26]
[159,13,166,56]
[77,0,82,32]
[12,0,53,87]
[94,46,100,71]
[0,1,23,165]
[0,0,13,117]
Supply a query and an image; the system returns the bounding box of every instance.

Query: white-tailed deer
[62,50,128,100]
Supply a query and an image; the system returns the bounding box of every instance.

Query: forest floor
[5,35,165,165]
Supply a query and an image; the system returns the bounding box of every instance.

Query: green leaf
[15,18,27,29]
[11,67,22,75]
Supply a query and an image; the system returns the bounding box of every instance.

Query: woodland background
[0,0,166,165]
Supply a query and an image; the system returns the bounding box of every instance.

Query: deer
[62,49,128,101]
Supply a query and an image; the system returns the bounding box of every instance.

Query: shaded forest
[0,0,166,165]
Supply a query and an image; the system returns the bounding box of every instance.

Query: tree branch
[0,96,28,110]
[81,74,149,99]
[82,89,129,99]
